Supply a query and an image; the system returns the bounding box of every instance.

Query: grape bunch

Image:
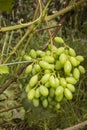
[23,37,85,110]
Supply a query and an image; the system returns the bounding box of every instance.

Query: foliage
[0,66,9,74]
[0,0,87,130]
[0,0,14,12]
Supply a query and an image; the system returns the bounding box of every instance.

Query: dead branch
[0,104,22,113]
[56,120,87,130]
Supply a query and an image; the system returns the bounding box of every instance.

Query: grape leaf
[0,66,9,74]
[0,0,14,12]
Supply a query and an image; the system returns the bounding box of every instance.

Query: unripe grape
[55,103,61,109]
[66,77,77,84]
[76,55,84,62]
[46,50,51,56]
[56,47,65,55]
[55,77,60,87]
[55,94,63,102]
[34,64,41,73]
[49,88,55,97]
[70,57,78,67]
[23,55,32,61]
[67,84,75,93]
[25,84,30,93]
[29,49,36,58]
[35,88,40,98]
[59,53,67,65]
[49,75,56,88]
[68,48,76,57]
[43,56,55,63]
[42,99,48,108]
[25,64,32,74]
[29,75,38,88]
[60,78,67,88]
[27,89,35,100]
[33,98,39,107]
[73,68,80,80]
[39,85,49,96]
[39,61,52,70]
[36,50,45,57]
[64,88,73,100]
[64,60,72,75]
[54,37,64,44]
[55,86,64,96]
[41,73,50,84]
[55,60,63,70]
[78,65,85,74]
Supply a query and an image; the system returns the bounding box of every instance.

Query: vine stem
[60,120,87,130]
[42,15,67,50]
[0,104,22,113]
[0,16,41,32]
[1,32,9,63]
[0,0,86,32]
[45,0,87,21]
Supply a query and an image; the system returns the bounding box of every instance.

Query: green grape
[35,88,40,98]
[70,56,78,67]
[34,64,41,73]
[36,50,45,57]
[55,94,63,102]
[23,55,32,61]
[55,60,63,70]
[66,84,75,93]
[59,53,67,65]
[49,88,55,97]
[48,44,58,52]
[60,78,67,88]
[49,75,56,88]
[64,88,73,100]
[55,103,61,109]
[48,96,53,103]
[32,67,37,75]
[50,64,55,70]
[55,77,60,87]
[39,61,52,70]
[42,99,48,108]
[25,84,30,93]
[64,60,72,75]
[55,86,64,96]
[41,73,50,84]
[45,81,50,88]
[73,68,80,80]
[66,77,77,84]
[76,55,84,62]
[29,75,38,88]
[25,64,32,74]
[39,85,49,96]
[29,49,36,58]
[78,65,85,74]
[43,56,55,63]
[45,50,51,56]
[65,49,69,55]
[54,37,64,44]
[44,69,51,74]
[27,89,35,100]
[68,48,76,57]
[56,47,65,55]
[33,98,39,107]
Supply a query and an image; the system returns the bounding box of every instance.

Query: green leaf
[0,66,9,74]
[0,0,14,12]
